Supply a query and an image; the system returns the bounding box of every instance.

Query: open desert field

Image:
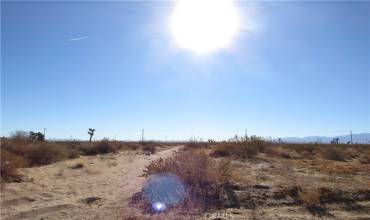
[2,1,369,219]
[1,139,370,220]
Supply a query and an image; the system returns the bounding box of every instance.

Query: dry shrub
[265,146,282,158]
[280,143,370,161]
[66,148,80,159]
[184,141,209,150]
[142,150,228,210]
[80,139,116,155]
[117,142,141,151]
[359,153,370,164]
[142,142,156,154]
[26,144,68,166]
[212,136,267,159]
[322,146,346,161]
[123,215,142,220]
[1,138,83,180]
[216,159,232,185]
[298,187,322,208]
[344,147,360,159]
[298,150,316,159]
[1,149,28,182]
[212,142,233,157]
[95,139,116,154]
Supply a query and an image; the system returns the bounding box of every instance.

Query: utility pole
[141,129,144,143]
[43,128,46,139]
[350,130,353,144]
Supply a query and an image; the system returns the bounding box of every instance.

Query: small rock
[79,196,102,205]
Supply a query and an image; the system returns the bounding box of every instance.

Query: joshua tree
[331,137,339,144]
[88,128,95,142]
[29,131,45,141]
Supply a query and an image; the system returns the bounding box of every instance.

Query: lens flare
[152,202,167,212]
[143,173,186,212]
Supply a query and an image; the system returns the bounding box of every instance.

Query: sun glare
[170,0,240,54]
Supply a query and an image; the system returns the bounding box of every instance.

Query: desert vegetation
[124,137,370,219]
[0,131,169,183]
[137,150,230,210]
[1,132,369,219]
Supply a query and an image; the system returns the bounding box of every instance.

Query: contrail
[68,36,90,42]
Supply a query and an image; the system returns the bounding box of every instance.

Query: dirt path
[1,146,182,220]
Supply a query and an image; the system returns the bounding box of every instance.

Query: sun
[170,0,240,54]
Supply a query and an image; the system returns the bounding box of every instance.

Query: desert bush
[359,153,370,164]
[265,146,282,158]
[9,130,29,142]
[184,141,209,150]
[321,146,346,161]
[212,142,234,157]
[212,136,267,159]
[142,150,228,210]
[114,142,141,151]
[344,147,360,159]
[26,144,68,166]
[1,138,81,170]
[298,186,322,208]
[66,148,80,159]
[95,139,116,154]
[249,136,268,153]
[1,149,28,182]
[142,142,157,154]
[80,139,116,155]
[282,144,316,154]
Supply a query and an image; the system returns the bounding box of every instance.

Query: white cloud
[68,36,90,42]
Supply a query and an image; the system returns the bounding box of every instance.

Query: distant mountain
[281,133,370,144]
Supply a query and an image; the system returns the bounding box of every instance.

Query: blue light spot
[152,202,166,212]
[143,173,186,212]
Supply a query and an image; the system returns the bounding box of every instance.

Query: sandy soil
[1,146,181,220]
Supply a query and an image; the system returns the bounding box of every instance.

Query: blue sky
[1,1,369,140]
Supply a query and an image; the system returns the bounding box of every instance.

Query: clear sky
[1,1,370,140]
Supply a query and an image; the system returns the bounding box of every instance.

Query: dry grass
[142,142,157,154]
[212,136,268,159]
[79,139,117,155]
[359,154,370,164]
[0,137,143,182]
[184,141,210,150]
[298,187,322,208]
[142,150,230,210]
[26,143,70,166]
[321,146,346,161]
[1,149,28,182]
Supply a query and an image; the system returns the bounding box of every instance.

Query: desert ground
[1,145,180,219]
[1,140,370,220]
